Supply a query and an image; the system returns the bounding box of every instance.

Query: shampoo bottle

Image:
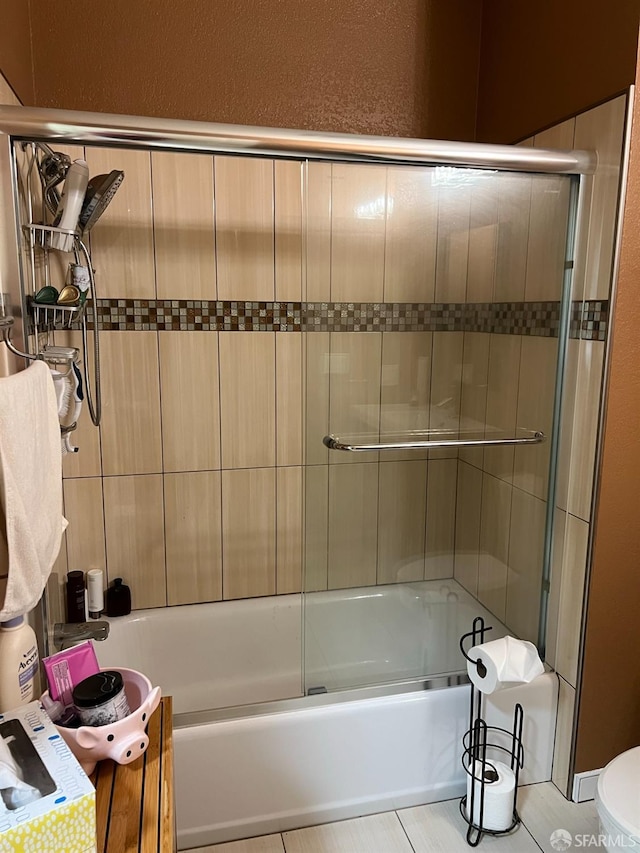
[66,570,86,623]
[0,616,40,712]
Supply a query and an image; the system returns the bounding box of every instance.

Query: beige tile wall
[435,182,471,302]
[330,164,386,302]
[494,172,530,301]
[222,467,276,599]
[477,472,511,622]
[425,458,457,579]
[440,98,624,794]
[86,148,156,300]
[45,146,597,632]
[533,97,626,793]
[303,323,464,592]
[53,149,305,612]
[380,331,432,462]
[384,167,437,302]
[165,471,222,605]
[553,674,577,793]
[306,165,570,619]
[377,460,427,584]
[152,152,216,300]
[451,171,570,644]
[215,156,275,301]
[454,97,626,681]
[467,180,499,303]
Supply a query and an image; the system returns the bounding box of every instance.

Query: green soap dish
[34,286,59,304]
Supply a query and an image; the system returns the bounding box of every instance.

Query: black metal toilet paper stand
[459,616,524,847]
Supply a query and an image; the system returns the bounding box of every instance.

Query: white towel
[0,360,68,620]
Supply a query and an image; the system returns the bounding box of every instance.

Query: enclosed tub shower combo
[0,104,618,848]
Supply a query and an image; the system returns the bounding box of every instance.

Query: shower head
[78,169,125,233]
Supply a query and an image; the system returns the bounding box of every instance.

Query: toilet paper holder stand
[459,616,525,847]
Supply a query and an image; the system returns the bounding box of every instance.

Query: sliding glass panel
[302,162,577,695]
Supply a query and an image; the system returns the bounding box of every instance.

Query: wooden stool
[91,696,175,852]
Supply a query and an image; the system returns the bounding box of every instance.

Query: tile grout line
[212,157,226,605]
[149,148,169,609]
[394,809,418,852]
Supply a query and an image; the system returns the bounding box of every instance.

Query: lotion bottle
[0,616,40,712]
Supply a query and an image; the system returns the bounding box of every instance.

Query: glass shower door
[302,159,577,695]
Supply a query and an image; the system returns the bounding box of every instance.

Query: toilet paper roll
[467,636,544,694]
[466,759,516,832]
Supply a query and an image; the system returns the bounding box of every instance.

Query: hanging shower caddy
[0,142,124,435]
[2,204,98,458]
[459,617,524,847]
[23,222,90,334]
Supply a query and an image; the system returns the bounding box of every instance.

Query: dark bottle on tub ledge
[105,578,131,617]
[66,570,86,623]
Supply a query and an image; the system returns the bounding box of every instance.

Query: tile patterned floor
[185,781,600,852]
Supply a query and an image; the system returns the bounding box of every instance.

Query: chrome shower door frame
[0,103,596,668]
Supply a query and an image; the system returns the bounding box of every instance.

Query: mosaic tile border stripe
[79,299,608,340]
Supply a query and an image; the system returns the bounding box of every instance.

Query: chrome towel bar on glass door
[323,431,545,452]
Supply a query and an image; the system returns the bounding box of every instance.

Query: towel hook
[0,316,37,361]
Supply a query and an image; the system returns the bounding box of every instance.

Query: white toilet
[595,746,640,852]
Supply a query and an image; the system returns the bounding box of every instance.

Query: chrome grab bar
[323,431,545,452]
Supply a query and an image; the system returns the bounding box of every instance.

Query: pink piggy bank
[42,667,161,775]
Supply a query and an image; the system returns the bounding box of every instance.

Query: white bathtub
[305,580,509,692]
[95,583,558,849]
[97,593,303,714]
